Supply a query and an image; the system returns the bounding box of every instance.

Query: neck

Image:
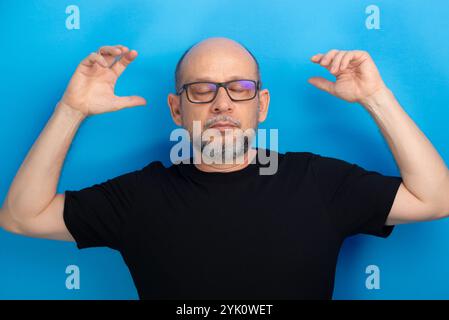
[194,148,258,173]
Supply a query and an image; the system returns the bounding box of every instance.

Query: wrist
[55,100,87,121]
[359,86,393,111]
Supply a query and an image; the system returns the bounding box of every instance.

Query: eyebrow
[187,75,253,83]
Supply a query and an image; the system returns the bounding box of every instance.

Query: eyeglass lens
[187,80,256,103]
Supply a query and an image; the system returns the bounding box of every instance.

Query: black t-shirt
[63,149,402,299]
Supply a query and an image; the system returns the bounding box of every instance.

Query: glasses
[176,79,260,104]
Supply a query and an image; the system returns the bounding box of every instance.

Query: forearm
[2,101,86,222]
[361,87,449,212]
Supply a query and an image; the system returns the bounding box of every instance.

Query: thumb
[112,95,147,110]
[308,77,335,95]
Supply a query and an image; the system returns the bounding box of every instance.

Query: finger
[342,50,368,70]
[308,77,335,95]
[311,53,324,63]
[80,53,97,67]
[340,51,355,71]
[98,45,124,56]
[320,49,339,67]
[112,95,147,110]
[113,45,130,53]
[329,51,346,74]
[80,52,108,68]
[111,49,138,77]
[97,45,128,67]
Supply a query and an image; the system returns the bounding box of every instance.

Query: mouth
[209,122,239,130]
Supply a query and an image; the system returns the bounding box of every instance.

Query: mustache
[204,115,241,129]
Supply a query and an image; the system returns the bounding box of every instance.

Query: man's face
[168,38,270,161]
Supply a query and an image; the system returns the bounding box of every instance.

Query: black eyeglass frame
[176,79,261,104]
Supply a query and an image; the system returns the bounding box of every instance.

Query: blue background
[1,0,448,299]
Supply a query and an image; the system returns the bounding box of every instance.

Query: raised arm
[0,45,146,240]
[308,49,449,225]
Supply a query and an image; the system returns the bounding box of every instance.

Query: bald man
[1,37,449,300]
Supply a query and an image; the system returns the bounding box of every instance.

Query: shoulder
[287,151,355,169]
[281,150,358,178]
[284,151,350,164]
[141,160,166,172]
[140,160,173,178]
[283,150,315,161]
[281,150,322,169]
[268,150,317,178]
[140,159,190,181]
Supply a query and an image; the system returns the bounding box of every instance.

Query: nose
[210,86,234,113]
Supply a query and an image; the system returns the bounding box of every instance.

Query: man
[1,37,448,299]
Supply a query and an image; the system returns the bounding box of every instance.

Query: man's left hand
[308,49,387,104]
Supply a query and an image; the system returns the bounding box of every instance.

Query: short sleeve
[309,153,403,239]
[63,168,142,250]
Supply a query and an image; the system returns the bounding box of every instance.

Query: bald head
[174,37,261,92]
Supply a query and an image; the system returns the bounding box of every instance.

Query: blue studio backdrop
[1,0,449,299]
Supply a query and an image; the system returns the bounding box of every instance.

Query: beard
[188,108,259,165]
[200,131,252,164]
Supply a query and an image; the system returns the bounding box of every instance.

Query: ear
[257,88,270,123]
[167,93,183,126]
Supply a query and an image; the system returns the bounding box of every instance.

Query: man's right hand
[60,44,147,117]
[0,44,149,243]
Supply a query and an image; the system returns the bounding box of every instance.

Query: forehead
[180,43,258,83]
